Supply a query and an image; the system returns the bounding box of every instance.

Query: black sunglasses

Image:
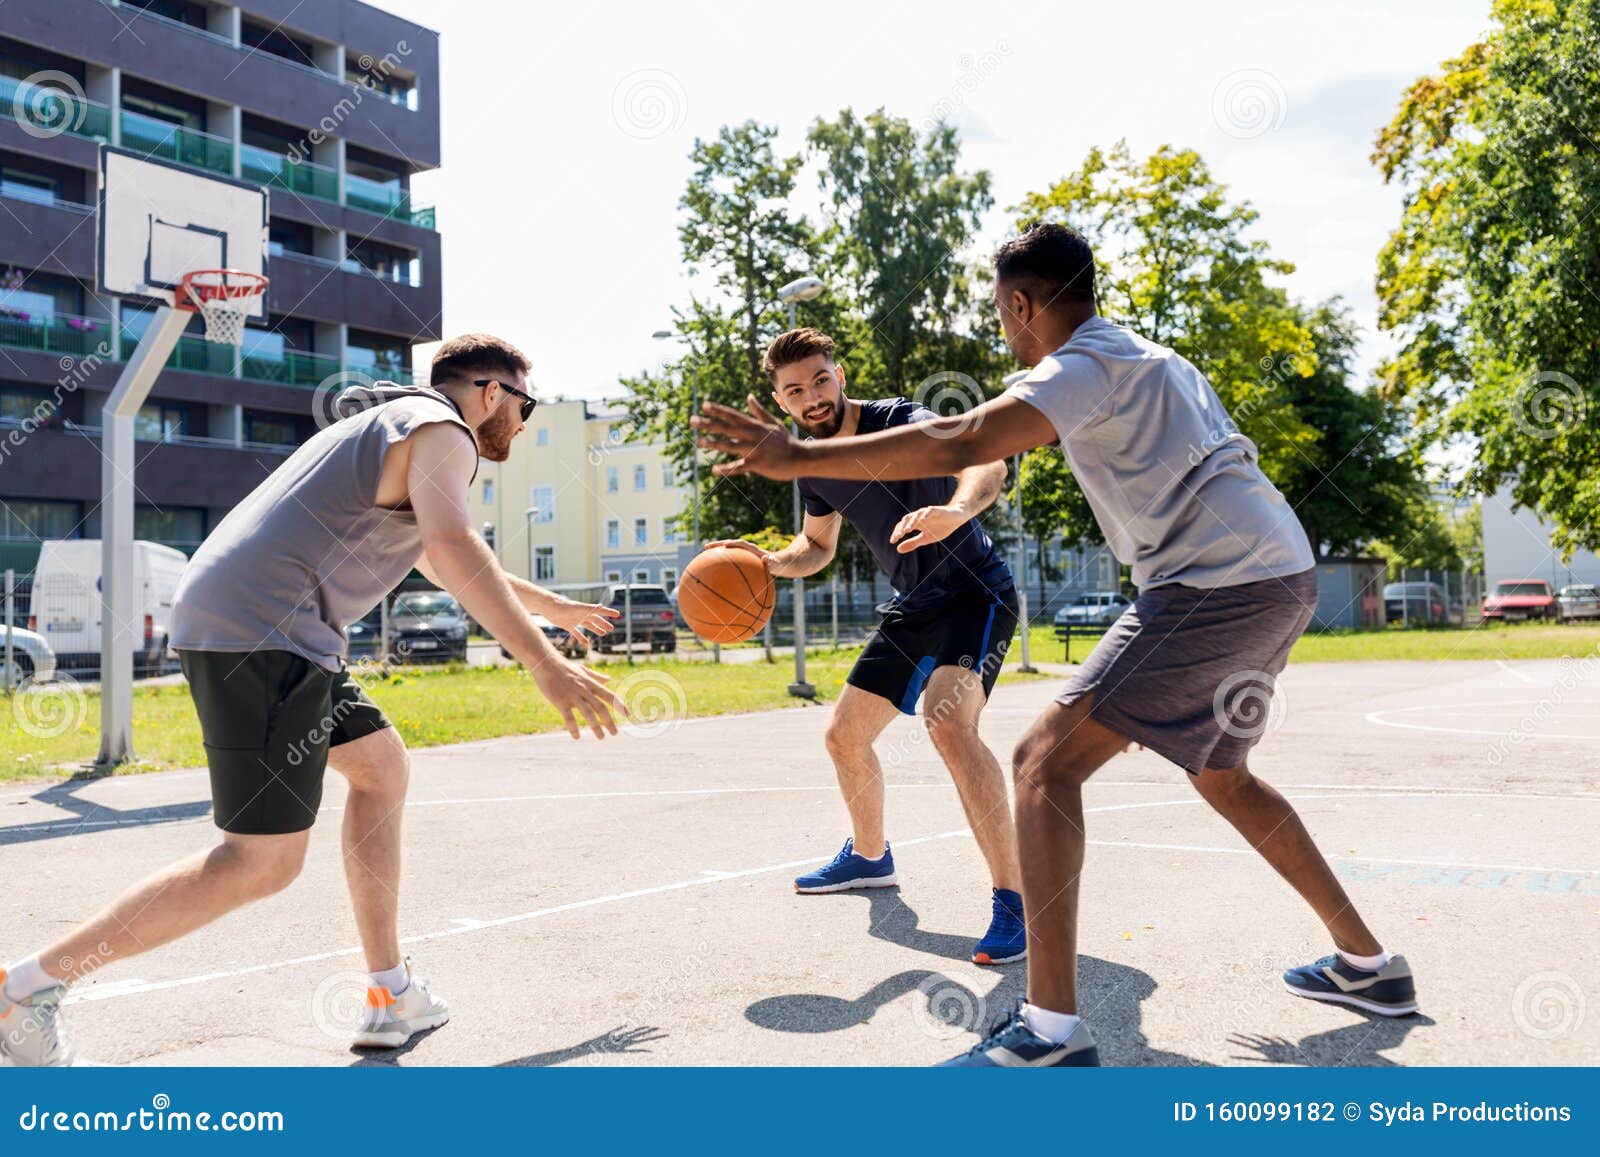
[473,378,538,421]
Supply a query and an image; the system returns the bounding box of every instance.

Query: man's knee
[925,710,979,754]
[1011,728,1100,791]
[825,718,870,760]
[1190,763,1253,806]
[223,832,308,897]
[330,729,409,798]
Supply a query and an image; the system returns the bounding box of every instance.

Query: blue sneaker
[792,838,897,893]
[1283,952,1418,1017]
[973,888,1026,964]
[939,999,1100,1067]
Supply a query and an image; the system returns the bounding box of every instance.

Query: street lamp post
[778,276,825,699]
[524,507,537,583]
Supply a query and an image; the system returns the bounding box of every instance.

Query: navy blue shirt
[798,398,1013,613]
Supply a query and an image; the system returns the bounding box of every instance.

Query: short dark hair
[763,327,835,381]
[993,222,1096,308]
[430,333,530,389]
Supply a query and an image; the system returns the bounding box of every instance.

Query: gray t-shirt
[1005,317,1313,590]
[170,383,477,670]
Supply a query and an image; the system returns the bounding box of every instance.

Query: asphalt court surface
[2,657,1596,1067]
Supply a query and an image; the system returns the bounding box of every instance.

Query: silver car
[1,625,58,689]
[1053,591,1132,632]
[1556,584,1600,623]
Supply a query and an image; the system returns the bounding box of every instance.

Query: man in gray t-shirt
[1,336,627,1068]
[694,224,1414,1067]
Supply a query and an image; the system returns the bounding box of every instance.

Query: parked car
[1382,581,1463,626]
[594,584,678,654]
[31,538,185,674]
[1481,579,1556,623]
[0,625,57,690]
[345,606,383,660]
[499,613,587,661]
[1053,591,1132,634]
[386,591,470,663]
[1556,584,1600,623]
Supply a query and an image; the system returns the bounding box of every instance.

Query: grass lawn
[1020,621,1600,665]
[0,647,1052,784]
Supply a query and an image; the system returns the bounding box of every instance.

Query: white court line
[1365,701,1600,741]
[61,786,1600,1006]
[1496,660,1535,684]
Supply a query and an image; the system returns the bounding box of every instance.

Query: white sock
[1337,948,1390,972]
[854,845,887,863]
[3,955,63,1001]
[370,962,409,997]
[1020,1002,1081,1044]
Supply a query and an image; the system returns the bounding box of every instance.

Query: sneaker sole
[973,948,1026,965]
[1282,979,1418,1017]
[793,873,899,894]
[351,1011,451,1049]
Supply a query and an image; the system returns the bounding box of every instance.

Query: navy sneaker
[792,838,897,893]
[1283,952,1418,1017]
[939,999,1100,1067]
[973,888,1026,965]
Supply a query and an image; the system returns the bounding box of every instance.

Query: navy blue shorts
[847,586,1018,715]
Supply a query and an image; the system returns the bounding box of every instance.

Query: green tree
[1374,1,1600,557]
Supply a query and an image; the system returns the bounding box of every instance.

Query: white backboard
[97,146,269,318]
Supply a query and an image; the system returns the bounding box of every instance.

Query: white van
[30,539,188,674]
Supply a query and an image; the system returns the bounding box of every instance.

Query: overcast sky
[384,0,1491,400]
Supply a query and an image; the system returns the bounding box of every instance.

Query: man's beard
[476,404,519,461]
[796,401,845,439]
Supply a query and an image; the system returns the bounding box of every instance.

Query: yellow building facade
[476,399,694,591]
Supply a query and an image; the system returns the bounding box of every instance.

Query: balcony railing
[0,312,114,359]
[344,174,436,228]
[0,185,95,215]
[270,247,424,288]
[240,144,340,204]
[0,416,296,456]
[241,347,341,387]
[120,110,234,177]
[0,73,114,143]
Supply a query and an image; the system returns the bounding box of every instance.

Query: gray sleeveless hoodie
[170,382,477,671]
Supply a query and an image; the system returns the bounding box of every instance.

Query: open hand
[691,396,806,480]
[533,659,628,740]
[889,503,970,554]
[548,598,620,649]
[705,539,776,573]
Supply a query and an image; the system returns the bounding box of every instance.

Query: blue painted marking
[1334,861,1600,894]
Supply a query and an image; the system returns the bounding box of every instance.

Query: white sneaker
[351,960,449,1049]
[0,982,76,1067]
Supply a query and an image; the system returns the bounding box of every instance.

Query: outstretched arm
[414,554,620,649]
[692,393,1056,482]
[709,511,841,579]
[889,458,1009,555]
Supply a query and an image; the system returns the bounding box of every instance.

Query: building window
[244,412,297,447]
[531,486,554,523]
[634,569,650,583]
[605,519,620,549]
[604,570,622,582]
[606,466,618,493]
[482,478,494,505]
[662,518,681,544]
[633,517,648,547]
[633,464,647,491]
[0,499,81,541]
[536,428,548,446]
[661,567,678,590]
[135,505,205,549]
[534,545,556,582]
[662,461,675,487]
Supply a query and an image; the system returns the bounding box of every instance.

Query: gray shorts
[1058,568,1318,774]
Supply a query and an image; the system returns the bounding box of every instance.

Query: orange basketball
[678,546,776,644]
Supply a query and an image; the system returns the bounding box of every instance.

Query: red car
[1482,579,1556,623]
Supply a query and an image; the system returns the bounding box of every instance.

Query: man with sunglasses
[1,334,626,1066]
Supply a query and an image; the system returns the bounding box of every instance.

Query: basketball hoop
[179,268,268,347]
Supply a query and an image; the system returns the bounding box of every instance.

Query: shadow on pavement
[0,777,211,847]
[495,1025,669,1067]
[1227,1014,1434,1067]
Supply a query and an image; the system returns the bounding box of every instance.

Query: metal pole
[3,569,14,692]
[1401,565,1409,629]
[785,302,814,697]
[830,570,838,649]
[526,509,535,582]
[692,376,717,664]
[625,583,633,665]
[380,593,391,666]
[1012,455,1036,672]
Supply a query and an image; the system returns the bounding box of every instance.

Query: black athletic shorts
[847,585,1019,716]
[178,649,392,835]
